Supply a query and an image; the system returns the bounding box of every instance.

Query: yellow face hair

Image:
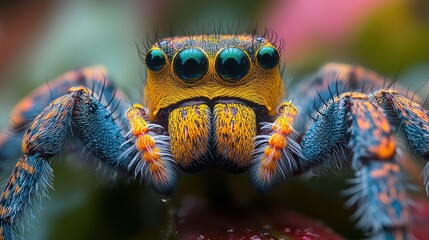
[143,34,284,120]
[139,34,285,172]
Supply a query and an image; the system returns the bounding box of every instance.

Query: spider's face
[143,35,284,171]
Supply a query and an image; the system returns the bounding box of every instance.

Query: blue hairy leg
[294,64,428,181]
[0,74,134,238]
[248,63,424,238]
[0,66,128,164]
[0,155,52,239]
[292,63,408,134]
[373,90,429,192]
[299,92,412,239]
[345,96,412,239]
[69,86,132,169]
[0,93,75,239]
[294,64,429,192]
[287,63,429,239]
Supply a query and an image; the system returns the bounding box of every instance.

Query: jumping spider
[0,34,428,239]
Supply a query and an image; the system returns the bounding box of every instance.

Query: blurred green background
[0,0,428,239]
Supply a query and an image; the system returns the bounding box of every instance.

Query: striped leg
[288,63,427,238]
[250,102,300,192]
[0,155,53,239]
[0,66,128,163]
[0,83,132,239]
[345,96,411,239]
[300,93,411,239]
[373,90,429,192]
[0,93,74,239]
[124,104,177,195]
[7,65,125,131]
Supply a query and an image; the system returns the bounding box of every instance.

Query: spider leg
[300,92,412,239]
[373,90,429,192]
[0,93,75,239]
[124,104,177,195]
[250,102,300,192]
[0,67,135,239]
[9,65,122,130]
[291,63,408,135]
[0,66,127,163]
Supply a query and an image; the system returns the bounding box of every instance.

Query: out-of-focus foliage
[355,2,429,74]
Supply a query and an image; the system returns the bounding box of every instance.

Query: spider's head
[142,34,284,121]
[140,35,285,171]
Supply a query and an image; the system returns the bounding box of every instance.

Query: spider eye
[173,48,208,83]
[215,47,250,82]
[145,49,166,72]
[257,46,279,70]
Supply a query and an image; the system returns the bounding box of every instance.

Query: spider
[0,34,428,240]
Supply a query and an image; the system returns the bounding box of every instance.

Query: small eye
[145,48,166,72]
[215,47,250,82]
[256,46,279,70]
[173,48,208,83]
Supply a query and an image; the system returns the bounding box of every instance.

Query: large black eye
[215,47,250,82]
[145,48,166,72]
[257,46,279,70]
[173,48,208,83]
